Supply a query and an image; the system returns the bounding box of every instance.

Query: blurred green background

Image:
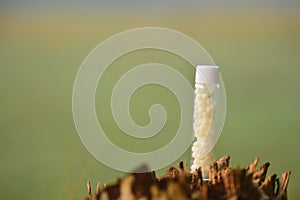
[1,1,300,199]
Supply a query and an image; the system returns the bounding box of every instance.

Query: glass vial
[191,65,220,179]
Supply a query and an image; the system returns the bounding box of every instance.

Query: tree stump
[84,156,291,200]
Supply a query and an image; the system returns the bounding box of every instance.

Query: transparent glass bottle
[191,65,220,179]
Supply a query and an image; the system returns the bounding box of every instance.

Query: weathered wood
[85,156,290,200]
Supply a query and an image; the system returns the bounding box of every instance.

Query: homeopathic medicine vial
[191,65,220,179]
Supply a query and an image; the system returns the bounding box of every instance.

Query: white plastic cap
[195,65,220,84]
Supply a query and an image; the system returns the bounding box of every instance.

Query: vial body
[191,81,220,178]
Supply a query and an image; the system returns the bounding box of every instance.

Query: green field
[1,9,300,200]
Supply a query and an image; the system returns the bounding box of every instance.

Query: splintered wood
[84,156,291,200]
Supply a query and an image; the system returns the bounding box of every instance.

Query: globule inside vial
[191,83,219,178]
